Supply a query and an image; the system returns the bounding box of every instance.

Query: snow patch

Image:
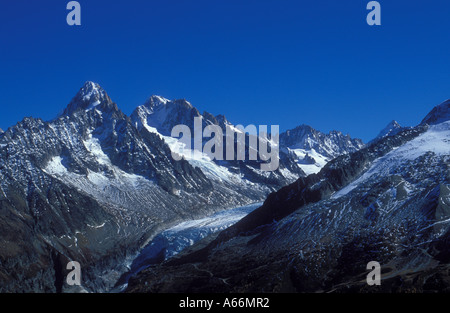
[44,156,67,175]
[43,131,155,206]
[83,135,110,165]
[141,122,241,182]
[289,148,329,175]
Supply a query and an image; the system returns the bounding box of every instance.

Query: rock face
[126,100,450,293]
[421,99,450,126]
[0,82,364,292]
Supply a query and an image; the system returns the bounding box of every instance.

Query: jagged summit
[143,95,171,110]
[421,99,450,125]
[142,96,195,112]
[371,120,404,143]
[386,120,401,129]
[280,124,363,154]
[59,81,115,117]
[132,96,202,136]
[135,97,233,136]
[279,124,364,175]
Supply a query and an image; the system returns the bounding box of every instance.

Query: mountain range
[4,81,448,293]
[125,99,450,293]
[0,82,365,292]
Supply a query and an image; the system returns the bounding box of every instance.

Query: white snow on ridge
[43,132,155,207]
[332,121,450,199]
[140,120,242,183]
[289,148,329,175]
[152,95,170,106]
[44,154,151,191]
[164,134,237,182]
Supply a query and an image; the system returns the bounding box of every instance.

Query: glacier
[113,202,261,291]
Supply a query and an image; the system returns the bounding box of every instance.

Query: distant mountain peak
[292,124,314,132]
[75,81,108,105]
[280,124,364,175]
[132,96,201,136]
[59,81,114,116]
[387,120,401,128]
[376,120,402,138]
[421,99,450,125]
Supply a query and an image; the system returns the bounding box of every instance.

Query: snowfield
[333,120,450,199]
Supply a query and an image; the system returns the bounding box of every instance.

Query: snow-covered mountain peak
[371,120,404,143]
[421,99,450,126]
[279,124,364,175]
[142,96,194,112]
[75,81,108,105]
[60,81,113,116]
[382,120,402,133]
[387,120,401,128]
[81,81,102,97]
[144,95,171,110]
[132,97,201,136]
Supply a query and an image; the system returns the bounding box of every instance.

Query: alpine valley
[126,99,450,293]
[0,82,363,292]
[2,82,449,293]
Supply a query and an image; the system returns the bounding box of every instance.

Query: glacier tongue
[114,202,261,291]
[139,202,260,262]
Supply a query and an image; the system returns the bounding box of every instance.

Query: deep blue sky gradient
[1,0,450,141]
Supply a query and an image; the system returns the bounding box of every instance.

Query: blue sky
[1,0,450,142]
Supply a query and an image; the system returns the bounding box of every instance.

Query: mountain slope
[131,96,305,192]
[131,97,364,186]
[126,100,450,293]
[421,99,450,125]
